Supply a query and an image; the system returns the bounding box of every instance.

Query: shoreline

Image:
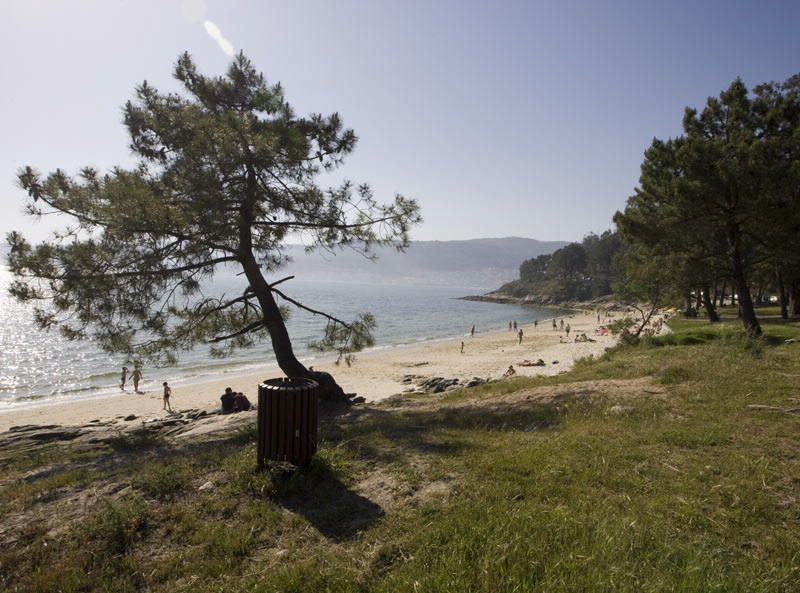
[0,310,622,433]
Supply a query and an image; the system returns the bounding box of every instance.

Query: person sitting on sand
[132,366,143,394]
[503,365,516,378]
[233,392,252,412]
[120,366,129,391]
[162,381,172,412]
[520,359,545,367]
[221,387,236,413]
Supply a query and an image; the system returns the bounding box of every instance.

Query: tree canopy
[7,53,421,399]
[504,231,624,302]
[615,74,800,334]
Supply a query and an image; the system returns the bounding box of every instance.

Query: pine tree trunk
[777,270,789,320]
[240,168,348,401]
[730,250,761,336]
[241,255,348,401]
[718,281,726,307]
[790,278,800,316]
[702,282,719,322]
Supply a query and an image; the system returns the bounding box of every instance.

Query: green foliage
[134,459,192,500]
[308,312,376,365]
[108,430,165,451]
[510,230,624,301]
[84,496,150,556]
[7,53,421,374]
[614,73,800,335]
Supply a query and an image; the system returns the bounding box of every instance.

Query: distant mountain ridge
[0,238,569,289]
[282,237,569,288]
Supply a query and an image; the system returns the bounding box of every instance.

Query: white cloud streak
[204,20,235,57]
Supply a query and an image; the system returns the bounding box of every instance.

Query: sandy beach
[0,311,621,433]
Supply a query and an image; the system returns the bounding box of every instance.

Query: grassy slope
[1,310,799,592]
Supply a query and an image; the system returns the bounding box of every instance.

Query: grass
[1,308,799,591]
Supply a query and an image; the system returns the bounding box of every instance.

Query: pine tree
[7,53,421,400]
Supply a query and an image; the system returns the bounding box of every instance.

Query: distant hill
[0,237,569,289]
[282,237,569,288]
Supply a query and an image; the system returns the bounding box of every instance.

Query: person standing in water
[470,325,475,337]
[132,366,143,394]
[120,366,129,391]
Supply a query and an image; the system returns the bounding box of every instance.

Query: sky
[1,0,799,245]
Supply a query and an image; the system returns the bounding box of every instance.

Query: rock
[607,405,634,416]
[426,377,459,393]
[8,424,60,433]
[123,414,138,421]
[552,360,559,364]
[465,377,486,388]
[27,428,84,442]
[198,481,214,491]
[351,396,366,404]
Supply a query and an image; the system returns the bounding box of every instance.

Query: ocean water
[0,265,564,409]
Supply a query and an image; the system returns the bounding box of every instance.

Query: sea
[0,265,564,410]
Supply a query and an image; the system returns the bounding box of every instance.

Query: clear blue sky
[2,0,799,244]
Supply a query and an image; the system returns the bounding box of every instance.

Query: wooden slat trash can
[257,377,319,468]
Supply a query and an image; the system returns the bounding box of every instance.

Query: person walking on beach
[560,319,564,330]
[565,323,571,337]
[508,321,513,331]
[518,328,524,344]
[460,341,465,354]
[120,366,129,391]
[534,319,538,328]
[162,382,173,412]
[552,318,557,330]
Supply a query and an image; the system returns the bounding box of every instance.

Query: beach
[0,311,618,433]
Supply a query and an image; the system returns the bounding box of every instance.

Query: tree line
[614,73,800,336]
[501,230,624,301]
[502,73,799,337]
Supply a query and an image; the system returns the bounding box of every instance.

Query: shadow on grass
[273,461,385,542]
[323,399,560,465]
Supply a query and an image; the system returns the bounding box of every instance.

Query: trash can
[257,377,319,468]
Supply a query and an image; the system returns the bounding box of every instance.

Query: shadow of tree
[271,462,384,542]
[321,398,561,465]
